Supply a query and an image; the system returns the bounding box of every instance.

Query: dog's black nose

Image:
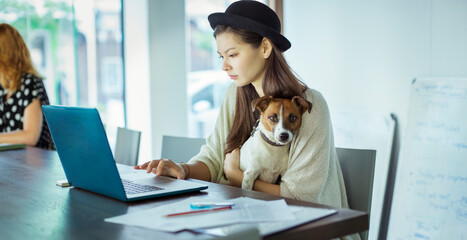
[279,133,289,142]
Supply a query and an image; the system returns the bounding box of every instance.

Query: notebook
[0,143,26,151]
[42,105,208,202]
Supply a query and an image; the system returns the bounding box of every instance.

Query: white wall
[284,0,467,132]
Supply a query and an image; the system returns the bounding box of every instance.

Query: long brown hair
[0,23,41,92]
[214,25,308,155]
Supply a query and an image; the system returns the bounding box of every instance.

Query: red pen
[164,206,232,217]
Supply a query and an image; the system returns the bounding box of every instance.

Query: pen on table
[190,202,235,209]
[164,206,232,217]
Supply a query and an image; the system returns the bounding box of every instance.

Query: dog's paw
[242,177,253,190]
[242,182,252,190]
[242,170,258,190]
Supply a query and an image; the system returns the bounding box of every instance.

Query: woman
[136,1,348,208]
[0,23,54,150]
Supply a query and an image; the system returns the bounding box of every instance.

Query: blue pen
[190,202,235,209]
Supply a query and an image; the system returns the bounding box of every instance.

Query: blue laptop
[43,105,208,202]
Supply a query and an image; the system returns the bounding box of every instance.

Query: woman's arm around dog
[224,148,280,196]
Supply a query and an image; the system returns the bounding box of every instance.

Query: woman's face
[216,32,267,89]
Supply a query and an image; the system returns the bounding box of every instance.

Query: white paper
[200,204,337,237]
[105,196,295,232]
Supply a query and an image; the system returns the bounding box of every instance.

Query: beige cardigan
[189,83,349,208]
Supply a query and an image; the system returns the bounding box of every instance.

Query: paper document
[105,196,294,232]
[200,198,337,237]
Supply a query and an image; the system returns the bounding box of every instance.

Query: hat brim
[208,12,291,52]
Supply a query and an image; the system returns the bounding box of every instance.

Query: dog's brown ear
[292,96,312,114]
[252,96,273,112]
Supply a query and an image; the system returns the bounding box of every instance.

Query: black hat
[208,0,291,52]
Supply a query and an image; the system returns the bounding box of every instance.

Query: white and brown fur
[239,96,312,190]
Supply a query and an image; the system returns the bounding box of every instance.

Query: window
[0,0,125,128]
[74,0,125,127]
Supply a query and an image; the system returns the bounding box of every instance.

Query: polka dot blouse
[0,73,55,150]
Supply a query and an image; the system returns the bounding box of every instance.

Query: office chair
[336,147,376,240]
[161,135,205,163]
[114,127,141,166]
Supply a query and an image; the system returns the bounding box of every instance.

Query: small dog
[239,95,312,190]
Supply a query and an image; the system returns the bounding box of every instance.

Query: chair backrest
[114,127,141,166]
[336,147,376,240]
[161,135,205,163]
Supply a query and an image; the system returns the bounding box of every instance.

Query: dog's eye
[289,115,297,122]
[269,115,278,122]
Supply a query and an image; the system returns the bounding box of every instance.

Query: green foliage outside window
[0,0,73,103]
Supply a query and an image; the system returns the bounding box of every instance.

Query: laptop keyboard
[122,179,165,195]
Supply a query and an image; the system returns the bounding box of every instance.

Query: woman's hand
[224,148,243,187]
[134,159,186,179]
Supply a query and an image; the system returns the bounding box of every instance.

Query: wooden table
[0,147,368,239]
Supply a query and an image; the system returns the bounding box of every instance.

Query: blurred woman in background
[0,23,54,150]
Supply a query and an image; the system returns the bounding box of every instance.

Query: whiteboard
[331,109,395,240]
[387,78,467,239]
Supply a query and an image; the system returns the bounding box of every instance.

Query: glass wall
[0,0,125,128]
[0,0,75,106]
[74,0,124,127]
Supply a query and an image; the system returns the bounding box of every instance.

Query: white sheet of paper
[200,204,337,237]
[105,196,295,232]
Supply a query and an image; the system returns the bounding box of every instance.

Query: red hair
[0,23,41,92]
